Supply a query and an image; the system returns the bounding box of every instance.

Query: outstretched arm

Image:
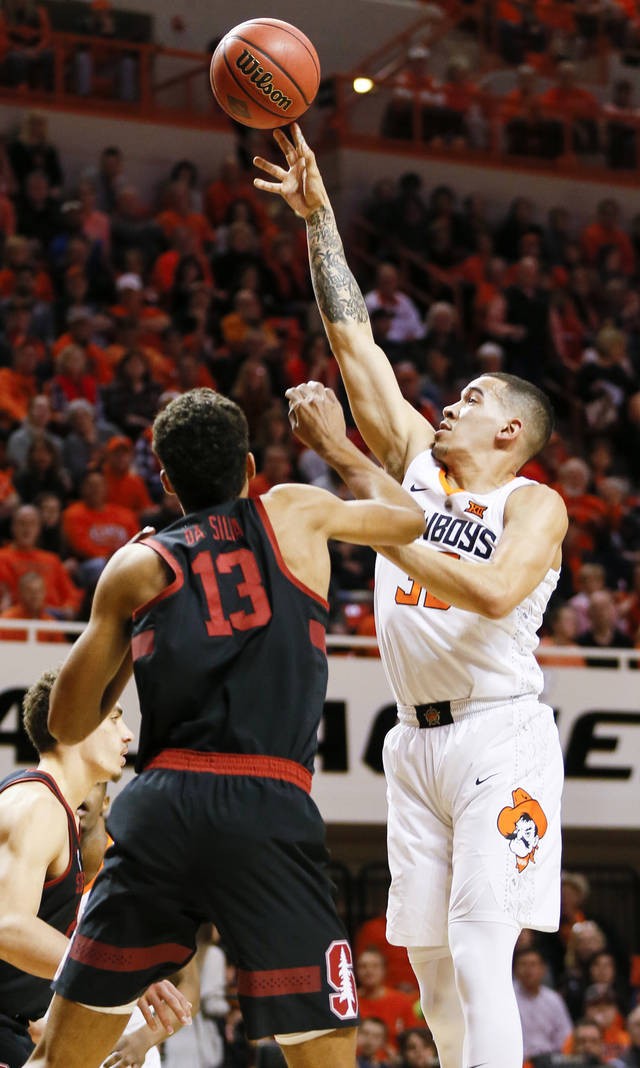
[254,125,433,479]
[374,485,567,617]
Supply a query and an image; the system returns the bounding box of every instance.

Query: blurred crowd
[381,0,640,169]
[0,107,637,642]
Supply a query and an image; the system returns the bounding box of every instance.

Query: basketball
[210,18,321,129]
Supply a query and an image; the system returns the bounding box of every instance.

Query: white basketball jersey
[374,450,559,705]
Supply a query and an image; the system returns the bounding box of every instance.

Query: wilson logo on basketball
[235,49,293,111]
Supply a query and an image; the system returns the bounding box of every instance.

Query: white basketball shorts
[383,694,564,948]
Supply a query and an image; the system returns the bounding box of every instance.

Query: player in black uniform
[0,671,133,1067]
[25,384,424,1068]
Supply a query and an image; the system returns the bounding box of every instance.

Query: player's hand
[286,381,347,455]
[102,1027,151,1068]
[137,978,192,1034]
[253,123,328,219]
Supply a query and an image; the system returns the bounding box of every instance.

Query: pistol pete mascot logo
[497,788,548,872]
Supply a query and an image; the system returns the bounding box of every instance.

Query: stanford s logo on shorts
[497,787,548,872]
[325,940,358,1019]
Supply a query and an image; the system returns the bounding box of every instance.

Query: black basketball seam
[221,46,288,119]
[230,32,315,106]
[245,20,321,80]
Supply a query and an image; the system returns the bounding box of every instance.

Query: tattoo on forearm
[307,206,369,325]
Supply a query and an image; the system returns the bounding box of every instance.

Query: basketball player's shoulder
[97,538,173,613]
[505,481,568,531]
[0,778,67,851]
[260,482,339,526]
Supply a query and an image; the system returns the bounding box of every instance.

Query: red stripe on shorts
[69,932,192,972]
[237,965,322,998]
[144,749,312,794]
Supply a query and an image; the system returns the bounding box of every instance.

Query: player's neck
[442,455,518,493]
[38,752,99,813]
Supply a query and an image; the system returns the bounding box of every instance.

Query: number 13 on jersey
[394,552,459,611]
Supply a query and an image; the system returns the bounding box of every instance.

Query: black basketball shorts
[54,754,359,1040]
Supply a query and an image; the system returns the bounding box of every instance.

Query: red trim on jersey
[131,629,155,661]
[144,748,312,794]
[132,537,185,622]
[69,932,192,972]
[0,772,80,888]
[309,619,326,654]
[237,964,322,998]
[254,498,329,610]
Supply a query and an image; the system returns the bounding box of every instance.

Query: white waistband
[396,693,535,727]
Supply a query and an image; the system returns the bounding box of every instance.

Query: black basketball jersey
[132,498,329,773]
[0,770,83,1020]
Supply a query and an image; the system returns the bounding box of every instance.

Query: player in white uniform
[255,126,569,1068]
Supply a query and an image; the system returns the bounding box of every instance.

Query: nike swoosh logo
[410,484,429,492]
[475,774,497,786]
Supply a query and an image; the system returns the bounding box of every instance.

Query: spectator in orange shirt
[221,289,281,359]
[0,503,82,617]
[204,155,267,229]
[62,468,138,591]
[3,2,53,91]
[47,343,99,422]
[564,986,631,1061]
[381,43,447,143]
[357,948,418,1054]
[109,273,170,345]
[0,234,53,302]
[78,175,111,256]
[441,55,483,145]
[52,305,112,384]
[155,181,214,253]
[538,61,599,156]
[553,458,609,553]
[102,434,153,518]
[581,198,635,276]
[0,339,39,426]
[355,916,417,993]
[0,570,65,642]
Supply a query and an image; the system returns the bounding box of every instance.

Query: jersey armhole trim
[132,537,185,622]
[254,498,330,610]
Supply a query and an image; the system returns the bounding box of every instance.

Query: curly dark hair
[152,388,249,512]
[22,668,58,755]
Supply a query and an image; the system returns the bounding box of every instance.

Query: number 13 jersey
[374,450,559,706]
[131,499,328,772]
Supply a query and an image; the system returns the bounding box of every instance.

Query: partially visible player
[25,386,424,1068]
[0,671,190,1068]
[254,125,568,1068]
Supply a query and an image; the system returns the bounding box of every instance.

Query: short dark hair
[22,669,58,754]
[153,389,249,512]
[486,372,554,462]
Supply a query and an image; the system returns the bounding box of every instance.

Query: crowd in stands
[351,869,640,1067]
[0,110,637,646]
[380,1,640,169]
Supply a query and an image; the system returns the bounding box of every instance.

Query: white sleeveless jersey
[374,450,559,705]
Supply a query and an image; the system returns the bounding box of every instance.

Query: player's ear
[246,452,256,481]
[496,418,523,444]
[159,468,176,495]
